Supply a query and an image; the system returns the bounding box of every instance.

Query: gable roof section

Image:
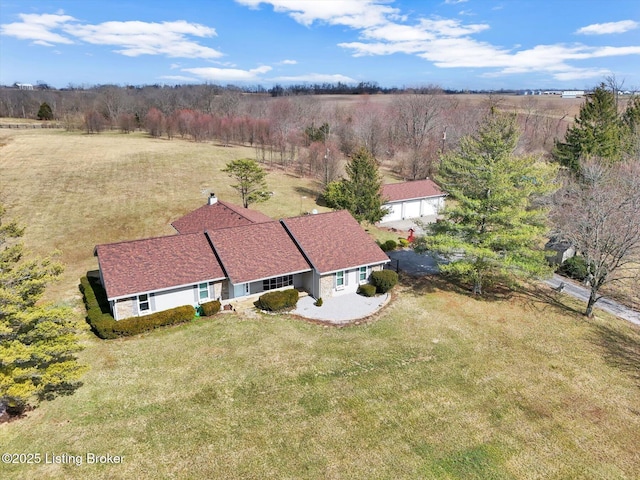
[206,222,311,284]
[381,179,445,203]
[171,200,273,234]
[281,210,389,274]
[95,233,225,299]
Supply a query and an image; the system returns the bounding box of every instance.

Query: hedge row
[80,276,196,338]
[255,288,299,311]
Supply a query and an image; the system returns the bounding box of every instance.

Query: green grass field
[1,128,639,479]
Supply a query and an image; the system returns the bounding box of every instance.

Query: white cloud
[272,73,357,83]
[70,20,222,58]
[445,0,468,4]
[1,13,75,44]
[576,20,639,35]
[0,13,221,58]
[281,59,297,64]
[235,0,399,29]
[182,65,272,82]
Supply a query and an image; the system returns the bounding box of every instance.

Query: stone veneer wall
[320,274,335,298]
[115,297,136,320]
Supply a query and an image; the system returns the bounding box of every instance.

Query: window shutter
[193,285,199,302]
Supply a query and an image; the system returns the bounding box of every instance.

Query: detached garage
[380,179,446,223]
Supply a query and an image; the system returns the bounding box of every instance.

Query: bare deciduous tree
[551,160,640,316]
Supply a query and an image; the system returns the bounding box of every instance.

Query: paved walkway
[544,274,640,326]
[292,293,389,325]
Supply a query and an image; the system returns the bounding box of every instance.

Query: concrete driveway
[378,215,438,234]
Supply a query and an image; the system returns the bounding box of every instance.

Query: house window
[359,266,368,283]
[262,275,293,291]
[336,271,345,289]
[199,282,209,301]
[138,294,150,312]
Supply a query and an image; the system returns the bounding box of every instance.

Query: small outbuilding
[380,179,446,223]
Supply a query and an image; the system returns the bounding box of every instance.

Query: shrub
[80,275,117,339]
[370,270,398,293]
[380,239,398,252]
[398,238,409,248]
[357,284,376,297]
[110,305,196,336]
[200,300,221,316]
[558,255,589,281]
[314,297,323,307]
[80,276,196,338]
[255,289,299,312]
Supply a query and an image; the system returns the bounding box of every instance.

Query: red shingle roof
[95,233,225,299]
[281,210,389,274]
[171,200,273,234]
[206,222,311,284]
[381,179,445,203]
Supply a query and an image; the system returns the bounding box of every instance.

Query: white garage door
[402,200,421,219]
[420,198,438,216]
[381,202,402,222]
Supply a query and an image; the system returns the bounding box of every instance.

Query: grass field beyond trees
[1,128,639,479]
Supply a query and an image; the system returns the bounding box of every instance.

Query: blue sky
[1,0,639,90]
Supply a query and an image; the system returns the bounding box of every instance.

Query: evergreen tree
[324,147,386,223]
[36,102,53,121]
[222,158,270,208]
[553,84,622,171]
[0,204,86,418]
[414,114,557,294]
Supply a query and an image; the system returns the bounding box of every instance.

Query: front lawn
[2,277,638,479]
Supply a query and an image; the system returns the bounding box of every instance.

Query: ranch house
[94,195,389,320]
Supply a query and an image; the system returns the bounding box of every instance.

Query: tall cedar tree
[221,158,270,208]
[414,114,557,294]
[324,147,386,223]
[553,84,623,171]
[551,161,640,317]
[0,205,86,417]
[36,102,53,121]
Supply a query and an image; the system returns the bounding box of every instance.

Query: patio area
[292,292,390,325]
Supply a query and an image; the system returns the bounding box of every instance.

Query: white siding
[153,285,198,312]
[382,202,402,222]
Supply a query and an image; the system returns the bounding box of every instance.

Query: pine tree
[221,158,270,208]
[553,84,622,171]
[324,147,386,223]
[414,114,557,294]
[0,204,86,418]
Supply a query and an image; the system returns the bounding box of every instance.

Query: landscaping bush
[380,239,398,251]
[80,275,196,338]
[314,297,323,307]
[110,305,196,336]
[200,300,221,316]
[558,255,590,281]
[398,238,410,248]
[357,284,377,297]
[370,270,398,293]
[80,275,118,339]
[255,289,299,312]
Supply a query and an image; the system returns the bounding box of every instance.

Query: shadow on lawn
[591,323,640,388]
[515,281,585,318]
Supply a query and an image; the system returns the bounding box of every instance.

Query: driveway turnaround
[292,293,389,325]
[544,274,640,326]
[386,249,440,275]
